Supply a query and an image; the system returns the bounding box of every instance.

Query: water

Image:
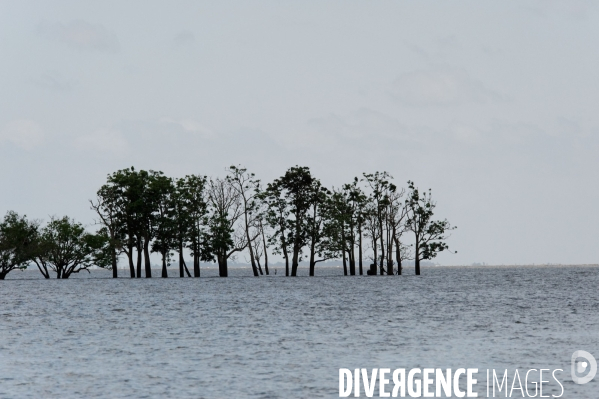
[1,266,598,398]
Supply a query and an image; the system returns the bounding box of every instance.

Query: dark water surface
[1,266,598,398]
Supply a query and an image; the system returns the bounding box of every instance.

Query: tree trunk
[342,248,348,276]
[193,240,200,277]
[378,217,385,275]
[261,225,269,275]
[358,224,363,275]
[349,247,356,276]
[379,236,385,275]
[394,237,402,275]
[194,254,200,277]
[0,271,6,280]
[246,226,259,277]
[127,244,135,278]
[291,244,299,277]
[218,253,228,277]
[111,243,117,278]
[415,239,420,276]
[143,237,152,278]
[372,236,378,275]
[309,236,316,277]
[179,242,184,278]
[387,234,394,275]
[161,255,168,278]
[35,261,50,279]
[282,238,289,276]
[256,257,264,275]
[136,239,142,278]
[183,261,192,277]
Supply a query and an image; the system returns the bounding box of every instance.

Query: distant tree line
[0,166,455,279]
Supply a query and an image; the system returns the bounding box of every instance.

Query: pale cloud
[307,108,410,141]
[159,118,214,137]
[35,71,76,91]
[37,20,120,53]
[388,68,502,106]
[173,30,195,46]
[556,117,583,137]
[75,129,128,154]
[0,120,44,150]
[449,123,481,144]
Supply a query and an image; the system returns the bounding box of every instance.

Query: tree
[405,181,456,275]
[137,170,171,278]
[384,186,407,275]
[207,177,246,277]
[363,202,381,275]
[0,212,38,280]
[265,166,314,276]
[177,175,211,277]
[261,183,291,276]
[102,167,146,278]
[33,216,110,279]
[150,175,176,278]
[227,166,262,277]
[257,218,269,275]
[90,183,126,278]
[363,172,396,275]
[306,179,334,276]
[332,179,369,276]
[328,190,352,275]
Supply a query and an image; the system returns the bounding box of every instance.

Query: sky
[1,1,598,266]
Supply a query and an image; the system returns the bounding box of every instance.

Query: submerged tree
[261,183,291,276]
[91,183,126,278]
[177,175,211,277]
[33,216,111,279]
[100,167,145,278]
[306,179,334,276]
[363,172,397,275]
[406,181,456,275]
[207,177,246,277]
[227,166,262,277]
[265,166,314,276]
[0,212,38,280]
[151,175,176,278]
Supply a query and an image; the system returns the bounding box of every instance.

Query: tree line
[0,165,455,279]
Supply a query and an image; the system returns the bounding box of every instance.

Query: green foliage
[406,180,456,262]
[0,212,38,279]
[33,216,110,279]
[176,175,213,263]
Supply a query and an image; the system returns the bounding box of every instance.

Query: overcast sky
[1,1,598,266]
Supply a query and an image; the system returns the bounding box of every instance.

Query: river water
[1,266,598,398]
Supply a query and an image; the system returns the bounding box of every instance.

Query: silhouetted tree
[257,218,269,275]
[102,167,147,278]
[328,190,352,275]
[261,183,291,276]
[227,166,262,277]
[363,172,396,275]
[363,202,381,275]
[177,175,211,277]
[266,166,314,276]
[33,216,110,279]
[306,179,334,276]
[406,181,456,275]
[91,183,126,278]
[151,175,176,278]
[0,212,38,280]
[207,177,246,277]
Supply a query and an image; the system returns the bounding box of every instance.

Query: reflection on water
[1,266,598,398]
